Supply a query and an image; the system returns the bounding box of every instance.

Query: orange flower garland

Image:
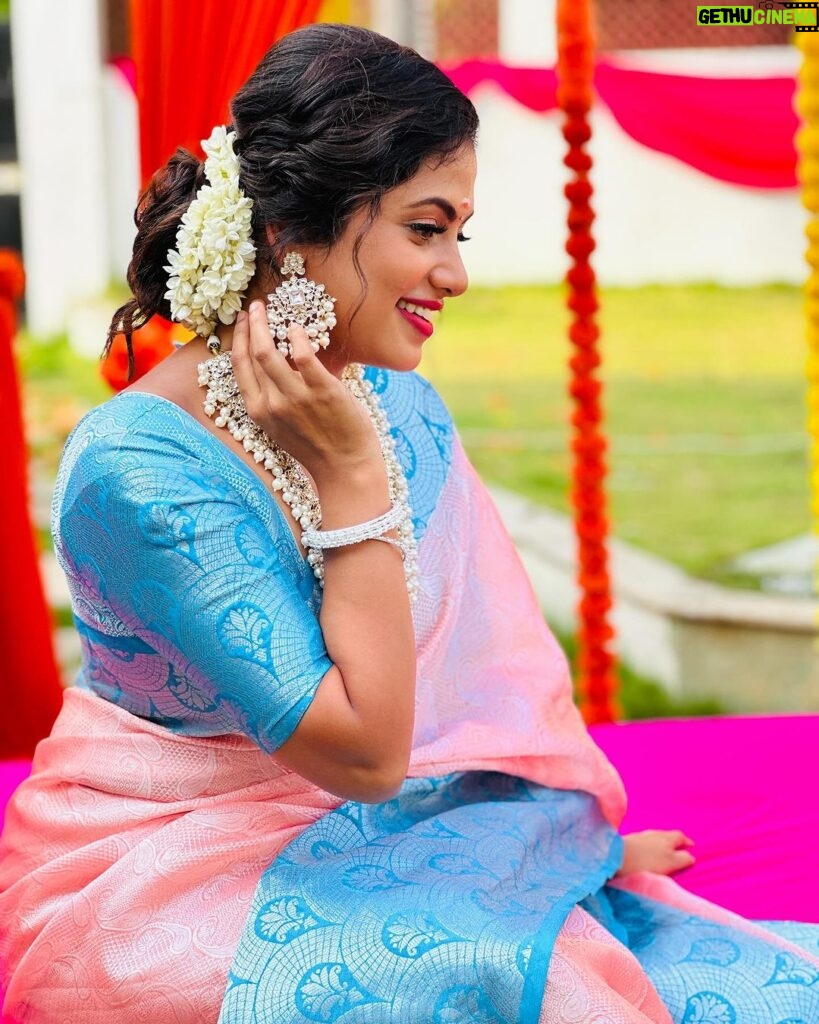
[100,315,186,392]
[556,0,619,723]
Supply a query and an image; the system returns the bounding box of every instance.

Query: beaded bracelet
[301,503,404,551]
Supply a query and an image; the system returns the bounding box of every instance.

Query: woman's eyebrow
[406,197,474,223]
[406,197,458,220]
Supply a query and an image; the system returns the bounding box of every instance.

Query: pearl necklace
[197,352,419,601]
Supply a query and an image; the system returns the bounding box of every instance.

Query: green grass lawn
[419,283,812,582]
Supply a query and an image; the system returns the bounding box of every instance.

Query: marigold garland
[556,0,619,724]
[795,34,819,609]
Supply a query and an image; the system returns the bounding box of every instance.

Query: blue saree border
[219,771,622,1024]
[519,833,624,1022]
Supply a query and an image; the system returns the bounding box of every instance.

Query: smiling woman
[1,21,818,1024]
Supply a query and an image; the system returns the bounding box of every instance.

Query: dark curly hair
[106,22,479,376]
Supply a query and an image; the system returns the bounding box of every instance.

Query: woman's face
[295,144,476,375]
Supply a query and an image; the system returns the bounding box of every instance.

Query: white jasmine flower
[165,126,256,337]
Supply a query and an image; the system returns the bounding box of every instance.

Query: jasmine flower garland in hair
[164,126,256,338]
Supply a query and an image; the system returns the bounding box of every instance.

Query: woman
[1,23,817,1024]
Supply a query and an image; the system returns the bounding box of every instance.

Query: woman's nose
[431,245,469,297]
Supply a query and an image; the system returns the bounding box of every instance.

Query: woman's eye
[408,223,472,243]
[409,222,444,240]
[457,233,471,243]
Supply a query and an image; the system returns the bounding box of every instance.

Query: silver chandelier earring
[265,251,337,357]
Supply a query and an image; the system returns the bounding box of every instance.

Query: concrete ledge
[489,485,819,712]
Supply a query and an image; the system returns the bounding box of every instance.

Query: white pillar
[11,0,109,337]
[370,0,413,44]
[410,0,436,59]
[101,64,139,282]
[499,0,557,66]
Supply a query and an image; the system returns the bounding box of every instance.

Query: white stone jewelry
[302,504,405,551]
[197,347,419,601]
[265,252,337,358]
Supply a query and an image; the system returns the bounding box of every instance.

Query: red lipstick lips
[396,297,441,339]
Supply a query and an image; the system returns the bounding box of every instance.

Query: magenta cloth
[595,62,798,189]
[590,715,819,923]
[3,714,817,926]
[0,763,30,830]
[440,58,559,114]
[441,59,799,189]
[108,55,136,93]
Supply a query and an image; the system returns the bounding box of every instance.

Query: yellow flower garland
[796,34,819,607]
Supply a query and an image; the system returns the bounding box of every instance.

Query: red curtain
[130,0,323,187]
[0,253,63,759]
[442,59,799,189]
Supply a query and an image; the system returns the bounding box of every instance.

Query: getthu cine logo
[696,2,819,29]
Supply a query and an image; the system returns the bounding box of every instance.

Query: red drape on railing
[0,252,63,759]
[130,0,323,187]
[442,59,799,189]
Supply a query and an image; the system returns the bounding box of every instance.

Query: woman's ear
[264,224,277,248]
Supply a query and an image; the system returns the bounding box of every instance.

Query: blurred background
[3,0,817,723]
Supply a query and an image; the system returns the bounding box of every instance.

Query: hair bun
[105,148,205,369]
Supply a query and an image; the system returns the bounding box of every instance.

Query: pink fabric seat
[1,714,816,927]
[590,714,819,923]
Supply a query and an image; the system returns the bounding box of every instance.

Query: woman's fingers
[673,849,696,869]
[671,831,695,849]
[287,322,333,388]
[245,301,302,398]
[229,309,262,405]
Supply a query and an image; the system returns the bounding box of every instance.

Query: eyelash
[409,222,471,243]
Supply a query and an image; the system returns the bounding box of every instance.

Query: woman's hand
[615,829,696,877]
[230,301,382,480]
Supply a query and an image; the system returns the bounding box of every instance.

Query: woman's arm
[273,459,416,803]
[233,305,417,803]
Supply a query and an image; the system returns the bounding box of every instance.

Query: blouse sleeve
[55,406,334,753]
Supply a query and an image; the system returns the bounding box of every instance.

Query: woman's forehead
[391,147,476,215]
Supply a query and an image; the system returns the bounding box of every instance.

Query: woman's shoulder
[53,391,267,524]
[362,367,457,538]
[362,366,455,460]
[57,393,194,492]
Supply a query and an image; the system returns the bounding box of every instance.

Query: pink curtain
[442,59,798,189]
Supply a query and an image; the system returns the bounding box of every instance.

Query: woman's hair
[106,22,479,373]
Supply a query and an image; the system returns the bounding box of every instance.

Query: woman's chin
[352,345,424,374]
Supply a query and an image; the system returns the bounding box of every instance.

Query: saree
[1,368,817,1024]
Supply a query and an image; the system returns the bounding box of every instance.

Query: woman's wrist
[312,461,392,533]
